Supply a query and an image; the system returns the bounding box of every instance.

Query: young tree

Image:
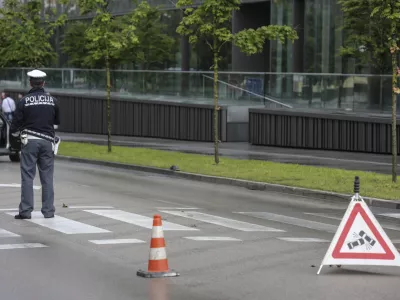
[119,1,176,93]
[0,0,68,68]
[122,1,175,70]
[176,0,298,164]
[61,21,93,69]
[370,1,400,183]
[339,0,400,182]
[77,0,139,153]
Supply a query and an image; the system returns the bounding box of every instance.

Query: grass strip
[58,141,400,201]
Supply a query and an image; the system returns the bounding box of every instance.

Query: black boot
[14,214,31,220]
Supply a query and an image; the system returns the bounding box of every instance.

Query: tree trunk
[391,50,397,183]
[213,41,219,165]
[106,56,112,153]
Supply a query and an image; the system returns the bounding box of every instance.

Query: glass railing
[0,67,398,113]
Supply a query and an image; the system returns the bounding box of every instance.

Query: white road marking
[160,210,284,232]
[0,184,41,190]
[0,229,20,238]
[304,212,400,232]
[277,237,330,242]
[0,243,47,250]
[303,212,342,221]
[89,239,145,245]
[67,206,114,209]
[235,212,337,233]
[84,209,199,231]
[0,208,18,212]
[378,213,400,218]
[6,211,111,234]
[155,207,199,210]
[152,199,186,206]
[184,236,242,241]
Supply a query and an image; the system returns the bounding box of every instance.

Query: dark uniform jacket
[10,87,60,141]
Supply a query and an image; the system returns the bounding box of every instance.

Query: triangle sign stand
[317,176,400,275]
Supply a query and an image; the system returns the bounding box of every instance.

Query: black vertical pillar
[292,0,305,73]
[231,1,270,72]
[180,10,190,96]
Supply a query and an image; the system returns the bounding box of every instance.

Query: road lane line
[235,212,337,233]
[89,239,145,245]
[0,229,20,238]
[160,210,284,232]
[6,211,111,234]
[184,236,242,241]
[378,213,400,218]
[155,207,200,210]
[84,209,199,231]
[0,184,41,190]
[277,237,329,242]
[67,206,114,209]
[0,209,18,212]
[0,243,47,250]
[304,212,400,232]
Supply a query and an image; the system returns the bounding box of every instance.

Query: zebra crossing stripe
[235,212,337,233]
[6,211,111,234]
[378,213,400,219]
[84,209,198,231]
[67,206,114,209]
[155,207,199,210]
[277,237,330,242]
[0,184,41,190]
[304,212,400,232]
[160,210,284,232]
[0,243,47,250]
[89,239,145,245]
[0,229,20,238]
[184,236,242,241]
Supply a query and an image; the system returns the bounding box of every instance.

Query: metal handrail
[0,67,394,77]
[201,74,293,109]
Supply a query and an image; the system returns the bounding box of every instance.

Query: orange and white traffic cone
[137,214,180,278]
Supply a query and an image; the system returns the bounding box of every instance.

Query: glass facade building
[0,0,392,111]
[49,0,351,75]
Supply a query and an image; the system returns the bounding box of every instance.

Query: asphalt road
[59,132,399,175]
[1,158,400,300]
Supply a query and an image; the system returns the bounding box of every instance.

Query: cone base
[137,269,180,278]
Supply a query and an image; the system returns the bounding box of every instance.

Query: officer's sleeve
[54,97,60,126]
[10,98,24,135]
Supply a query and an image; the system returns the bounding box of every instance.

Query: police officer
[10,69,60,219]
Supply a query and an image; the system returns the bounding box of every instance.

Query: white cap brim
[27,69,47,78]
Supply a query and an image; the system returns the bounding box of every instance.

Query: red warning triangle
[332,203,395,260]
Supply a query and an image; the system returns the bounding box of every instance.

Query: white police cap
[27,69,47,79]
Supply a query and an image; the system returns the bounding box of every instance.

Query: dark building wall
[231,1,271,72]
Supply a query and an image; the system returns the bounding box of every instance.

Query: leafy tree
[63,1,176,93]
[371,1,400,183]
[119,1,176,93]
[339,0,400,182]
[61,21,93,69]
[0,0,68,68]
[77,0,140,153]
[176,0,298,164]
[121,1,175,70]
[61,19,125,91]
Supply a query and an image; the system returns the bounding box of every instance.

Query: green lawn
[58,141,400,201]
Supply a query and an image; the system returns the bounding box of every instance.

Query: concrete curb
[56,155,400,210]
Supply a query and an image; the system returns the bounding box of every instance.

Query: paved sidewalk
[58,132,398,175]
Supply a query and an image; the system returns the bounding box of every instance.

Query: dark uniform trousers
[19,138,55,218]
